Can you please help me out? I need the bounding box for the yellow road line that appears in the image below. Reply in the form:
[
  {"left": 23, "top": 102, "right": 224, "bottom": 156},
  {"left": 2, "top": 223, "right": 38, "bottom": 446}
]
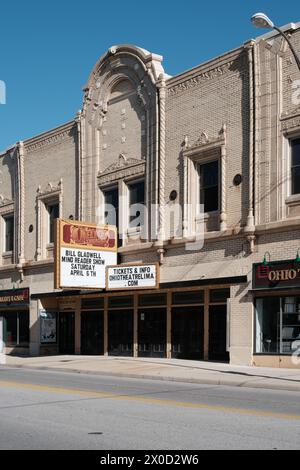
[{"left": 0, "top": 379, "right": 299, "bottom": 421}]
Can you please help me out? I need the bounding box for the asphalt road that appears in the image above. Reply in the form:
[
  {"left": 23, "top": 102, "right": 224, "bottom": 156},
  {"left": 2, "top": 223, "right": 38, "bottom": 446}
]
[{"left": 0, "top": 367, "right": 300, "bottom": 450}]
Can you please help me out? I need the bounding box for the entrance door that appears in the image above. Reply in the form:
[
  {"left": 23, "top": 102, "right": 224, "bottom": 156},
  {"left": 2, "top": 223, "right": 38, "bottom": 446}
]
[
  {"left": 209, "top": 305, "right": 229, "bottom": 362},
  {"left": 172, "top": 307, "right": 204, "bottom": 360},
  {"left": 138, "top": 308, "right": 166, "bottom": 358},
  {"left": 81, "top": 311, "right": 104, "bottom": 355},
  {"left": 108, "top": 310, "right": 133, "bottom": 357},
  {"left": 59, "top": 312, "right": 75, "bottom": 354}
]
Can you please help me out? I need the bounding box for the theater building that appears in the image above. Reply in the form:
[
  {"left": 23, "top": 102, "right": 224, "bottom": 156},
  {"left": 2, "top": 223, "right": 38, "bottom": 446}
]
[{"left": 1, "top": 22, "right": 300, "bottom": 367}]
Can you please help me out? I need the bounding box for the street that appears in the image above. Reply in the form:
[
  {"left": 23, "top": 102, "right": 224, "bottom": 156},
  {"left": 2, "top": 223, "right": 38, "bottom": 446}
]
[{"left": 0, "top": 367, "right": 300, "bottom": 450}]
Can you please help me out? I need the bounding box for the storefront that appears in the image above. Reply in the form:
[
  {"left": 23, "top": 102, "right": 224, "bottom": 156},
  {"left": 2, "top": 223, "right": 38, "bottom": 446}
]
[
  {"left": 252, "top": 260, "right": 300, "bottom": 368},
  {"left": 32, "top": 277, "right": 245, "bottom": 362},
  {"left": 0, "top": 288, "right": 30, "bottom": 354}
]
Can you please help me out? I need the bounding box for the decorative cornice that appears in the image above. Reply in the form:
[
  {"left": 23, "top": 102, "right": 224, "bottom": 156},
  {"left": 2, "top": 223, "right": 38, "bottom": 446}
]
[
  {"left": 168, "top": 61, "right": 235, "bottom": 96},
  {"left": 0, "top": 196, "right": 14, "bottom": 208},
  {"left": 182, "top": 125, "right": 226, "bottom": 157},
  {"left": 37, "top": 179, "right": 63, "bottom": 199},
  {"left": 281, "top": 112, "right": 300, "bottom": 132},
  {"left": 98, "top": 154, "right": 145, "bottom": 186},
  {"left": 24, "top": 122, "right": 76, "bottom": 153}
]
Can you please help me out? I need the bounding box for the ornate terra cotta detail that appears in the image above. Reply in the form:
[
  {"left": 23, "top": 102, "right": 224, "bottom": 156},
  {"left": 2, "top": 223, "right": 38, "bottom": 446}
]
[
  {"left": 168, "top": 61, "right": 234, "bottom": 96},
  {"left": 98, "top": 154, "right": 145, "bottom": 186},
  {"left": 25, "top": 123, "right": 76, "bottom": 153},
  {"left": 0, "top": 195, "right": 14, "bottom": 207},
  {"left": 281, "top": 113, "right": 300, "bottom": 132}
]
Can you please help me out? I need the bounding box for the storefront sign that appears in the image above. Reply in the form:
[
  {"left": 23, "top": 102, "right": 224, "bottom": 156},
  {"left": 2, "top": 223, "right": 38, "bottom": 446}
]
[
  {"left": 40, "top": 310, "right": 57, "bottom": 344},
  {"left": 0, "top": 288, "right": 30, "bottom": 307},
  {"left": 106, "top": 264, "right": 159, "bottom": 290},
  {"left": 253, "top": 260, "right": 300, "bottom": 289},
  {"left": 55, "top": 219, "right": 117, "bottom": 289}
]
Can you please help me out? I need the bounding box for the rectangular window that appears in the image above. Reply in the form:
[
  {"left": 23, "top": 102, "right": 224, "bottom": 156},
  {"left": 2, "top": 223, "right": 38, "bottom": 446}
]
[
  {"left": 198, "top": 160, "right": 219, "bottom": 213},
  {"left": 104, "top": 188, "right": 119, "bottom": 229},
  {"left": 4, "top": 215, "right": 14, "bottom": 252},
  {"left": 128, "top": 181, "right": 145, "bottom": 228},
  {"left": 291, "top": 138, "right": 300, "bottom": 195},
  {"left": 172, "top": 291, "right": 204, "bottom": 305},
  {"left": 3, "top": 311, "right": 29, "bottom": 347},
  {"left": 47, "top": 203, "right": 59, "bottom": 244},
  {"left": 255, "top": 296, "right": 300, "bottom": 355}
]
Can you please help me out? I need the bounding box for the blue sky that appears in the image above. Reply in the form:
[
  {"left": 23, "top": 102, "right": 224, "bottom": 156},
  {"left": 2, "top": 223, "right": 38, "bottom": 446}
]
[{"left": 0, "top": 0, "right": 299, "bottom": 150}]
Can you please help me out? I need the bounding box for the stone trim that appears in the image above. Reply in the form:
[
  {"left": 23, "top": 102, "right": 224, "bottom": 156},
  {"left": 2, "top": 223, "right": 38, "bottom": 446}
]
[
  {"left": 36, "top": 180, "right": 63, "bottom": 261},
  {"left": 98, "top": 154, "right": 145, "bottom": 187},
  {"left": 24, "top": 122, "right": 76, "bottom": 154}
]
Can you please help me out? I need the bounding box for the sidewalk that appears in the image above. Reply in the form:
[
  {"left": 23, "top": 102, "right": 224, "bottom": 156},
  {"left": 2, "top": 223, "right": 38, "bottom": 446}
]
[{"left": 2, "top": 355, "right": 300, "bottom": 392}]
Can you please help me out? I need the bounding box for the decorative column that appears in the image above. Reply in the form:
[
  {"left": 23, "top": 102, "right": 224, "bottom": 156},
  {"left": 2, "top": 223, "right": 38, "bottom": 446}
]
[
  {"left": 220, "top": 126, "right": 227, "bottom": 231},
  {"left": 157, "top": 74, "right": 166, "bottom": 242},
  {"left": 245, "top": 41, "right": 256, "bottom": 233},
  {"left": 17, "top": 141, "right": 25, "bottom": 280}
]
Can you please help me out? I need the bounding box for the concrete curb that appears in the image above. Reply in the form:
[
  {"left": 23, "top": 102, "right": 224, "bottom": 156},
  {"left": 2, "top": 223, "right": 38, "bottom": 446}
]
[{"left": 3, "top": 363, "right": 300, "bottom": 393}]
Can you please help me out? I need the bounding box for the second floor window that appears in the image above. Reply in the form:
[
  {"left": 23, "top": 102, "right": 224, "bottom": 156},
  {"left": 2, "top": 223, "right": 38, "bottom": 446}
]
[
  {"left": 47, "top": 203, "right": 59, "bottom": 244},
  {"left": 198, "top": 160, "right": 219, "bottom": 213},
  {"left": 291, "top": 138, "right": 300, "bottom": 195},
  {"left": 128, "top": 180, "right": 145, "bottom": 228},
  {"left": 4, "top": 215, "right": 14, "bottom": 252},
  {"left": 104, "top": 188, "right": 119, "bottom": 229}
]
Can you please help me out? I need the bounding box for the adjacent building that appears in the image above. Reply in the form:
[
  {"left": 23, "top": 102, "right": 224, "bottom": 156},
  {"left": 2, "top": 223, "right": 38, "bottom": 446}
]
[{"left": 1, "top": 23, "right": 300, "bottom": 367}]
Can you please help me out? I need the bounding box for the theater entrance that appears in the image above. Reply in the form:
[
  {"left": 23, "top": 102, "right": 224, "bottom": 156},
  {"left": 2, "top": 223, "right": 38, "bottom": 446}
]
[
  {"left": 59, "top": 311, "right": 75, "bottom": 354},
  {"left": 138, "top": 308, "right": 167, "bottom": 358},
  {"left": 172, "top": 306, "right": 204, "bottom": 359},
  {"left": 108, "top": 309, "right": 133, "bottom": 356},
  {"left": 81, "top": 311, "right": 104, "bottom": 355}
]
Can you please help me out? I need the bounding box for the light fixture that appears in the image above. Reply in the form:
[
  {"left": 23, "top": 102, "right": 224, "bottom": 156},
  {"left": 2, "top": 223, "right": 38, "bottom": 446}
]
[
  {"left": 262, "top": 252, "right": 271, "bottom": 266},
  {"left": 251, "top": 12, "right": 274, "bottom": 29},
  {"left": 295, "top": 249, "right": 300, "bottom": 263}
]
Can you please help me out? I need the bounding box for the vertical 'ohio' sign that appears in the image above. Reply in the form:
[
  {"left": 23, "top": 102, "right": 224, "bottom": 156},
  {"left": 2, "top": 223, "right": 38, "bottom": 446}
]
[{"left": 55, "top": 219, "right": 117, "bottom": 289}]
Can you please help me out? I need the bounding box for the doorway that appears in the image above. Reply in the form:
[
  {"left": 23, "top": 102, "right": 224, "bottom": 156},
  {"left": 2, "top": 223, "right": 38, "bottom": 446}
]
[
  {"left": 81, "top": 311, "right": 104, "bottom": 355},
  {"left": 172, "top": 306, "right": 204, "bottom": 359},
  {"left": 108, "top": 309, "right": 133, "bottom": 356},
  {"left": 138, "top": 308, "right": 167, "bottom": 358},
  {"left": 209, "top": 305, "right": 229, "bottom": 362},
  {"left": 59, "top": 311, "right": 75, "bottom": 354}
]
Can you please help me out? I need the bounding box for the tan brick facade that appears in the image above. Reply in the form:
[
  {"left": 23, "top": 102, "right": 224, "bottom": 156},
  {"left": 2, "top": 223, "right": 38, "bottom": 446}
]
[{"left": 1, "top": 25, "right": 300, "bottom": 366}]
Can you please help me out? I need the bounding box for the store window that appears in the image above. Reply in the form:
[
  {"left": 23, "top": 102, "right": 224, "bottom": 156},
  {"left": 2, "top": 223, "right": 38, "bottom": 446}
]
[
  {"left": 4, "top": 214, "right": 14, "bottom": 252},
  {"left": 198, "top": 160, "right": 219, "bottom": 213},
  {"left": 291, "top": 138, "right": 300, "bottom": 195},
  {"left": 255, "top": 296, "right": 300, "bottom": 354},
  {"left": 2, "top": 311, "right": 29, "bottom": 347},
  {"left": 128, "top": 180, "right": 145, "bottom": 228},
  {"left": 47, "top": 202, "right": 59, "bottom": 244}
]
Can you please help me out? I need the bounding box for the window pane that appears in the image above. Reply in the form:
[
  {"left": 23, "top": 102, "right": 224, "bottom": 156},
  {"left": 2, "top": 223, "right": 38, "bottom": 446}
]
[
  {"left": 281, "top": 297, "right": 300, "bottom": 354},
  {"left": 129, "top": 181, "right": 145, "bottom": 227},
  {"left": 139, "top": 294, "right": 167, "bottom": 307},
  {"left": 81, "top": 297, "right": 104, "bottom": 310},
  {"left": 3, "top": 313, "right": 17, "bottom": 346},
  {"left": 200, "top": 186, "right": 219, "bottom": 212},
  {"left": 172, "top": 291, "right": 204, "bottom": 305},
  {"left": 18, "top": 312, "right": 29, "bottom": 345},
  {"left": 199, "top": 161, "right": 219, "bottom": 212},
  {"left": 48, "top": 203, "right": 59, "bottom": 244},
  {"left": 255, "top": 297, "right": 280, "bottom": 354},
  {"left": 292, "top": 139, "right": 300, "bottom": 167},
  {"left": 4, "top": 216, "right": 14, "bottom": 252},
  {"left": 200, "top": 161, "right": 219, "bottom": 187},
  {"left": 210, "top": 289, "right": 230, "bottom": 303},
  {"left": 104, "top": 188, "right": 119, "bottom": 227},
  {"left": 292, "top": 166, "right": 300, "bottom": 195},
  {"left": 108, "top": 296, "right": 134, "bottom": 308}
]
